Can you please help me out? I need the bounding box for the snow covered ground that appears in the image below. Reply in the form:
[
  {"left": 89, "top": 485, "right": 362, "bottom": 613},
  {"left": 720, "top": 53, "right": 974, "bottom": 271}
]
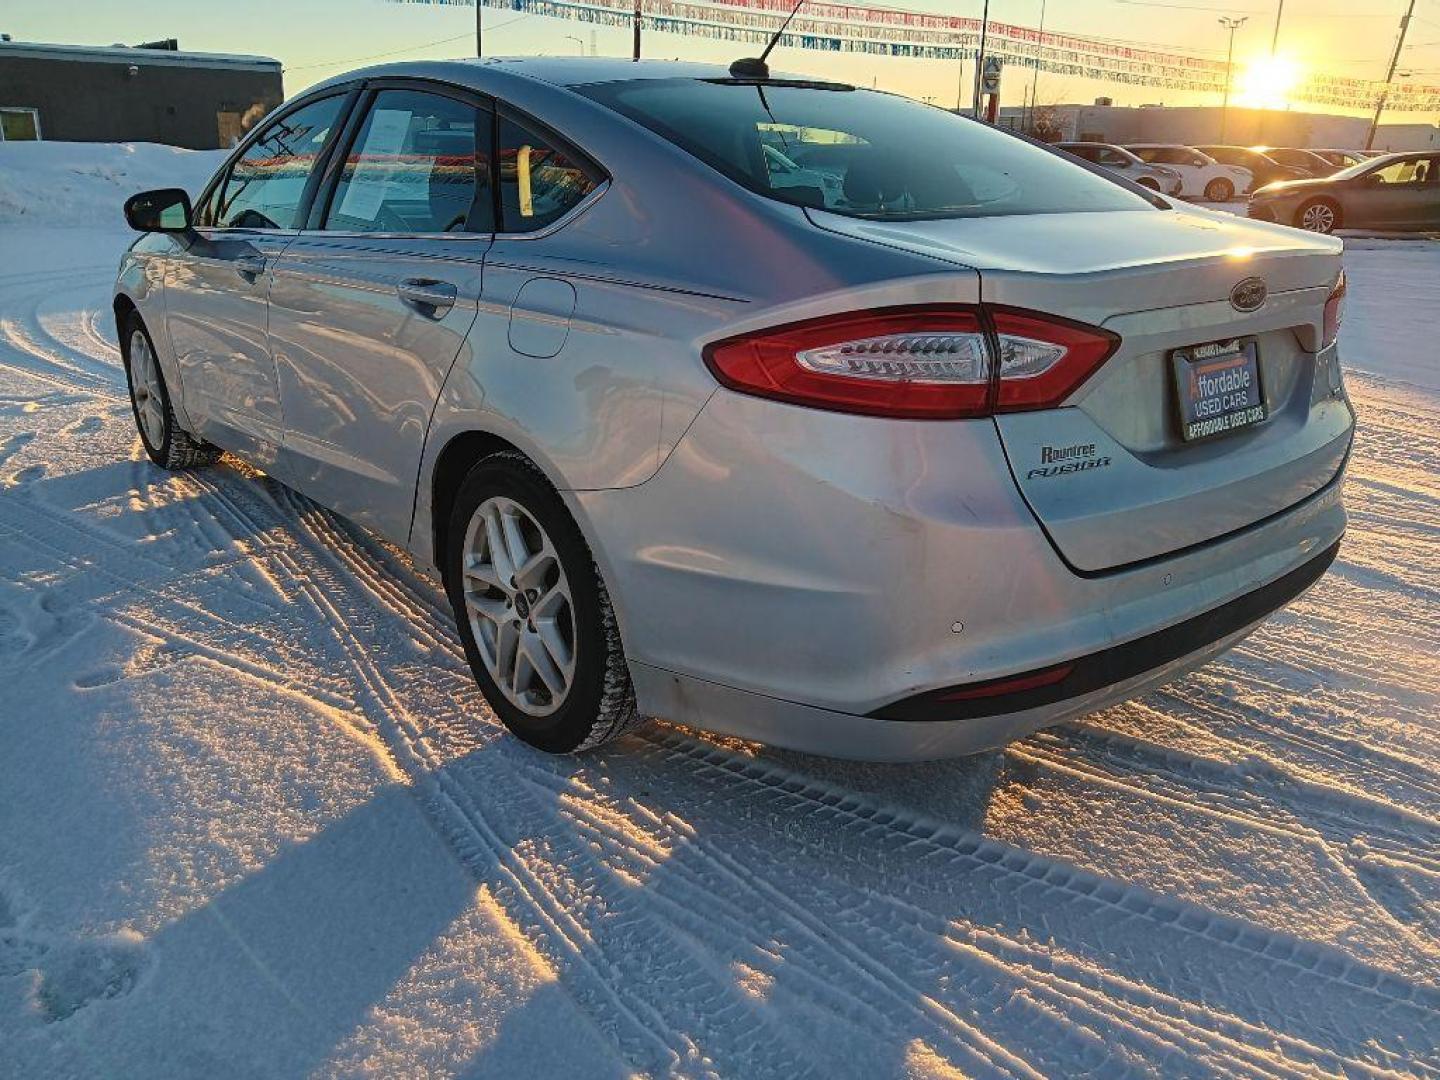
[{"left": 0, "top": 145, "right": 1436, "bottom": 1078}]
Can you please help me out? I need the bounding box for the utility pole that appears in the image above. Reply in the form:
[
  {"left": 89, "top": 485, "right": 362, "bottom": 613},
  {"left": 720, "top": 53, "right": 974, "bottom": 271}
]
[
  {"left": 1367, "top": 0, "right": 1417, "bottom": 150},
  {"left": 971, "top": 0, "right": 991, "bottom": 116},
  {"left": 1219, "top": 16, "right": 1247, "bottom": 143},
  {"left": 1029, "top": 0, "right": 1047, "bottom": 134},
  {"left": 633, "top": 0, "right": 642, "bottom": 60},
  {"left": 475, "top": 0, "right": 483, "bottom": 58}
]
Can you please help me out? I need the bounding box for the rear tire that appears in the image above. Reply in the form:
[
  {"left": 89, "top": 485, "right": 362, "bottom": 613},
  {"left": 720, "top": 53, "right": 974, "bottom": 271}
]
[
  {"left": 1296, "top": 198, "right": 1340, "bottom": 234},
  {"left": 121, "top": 312, "right": 221, "bottom": 470},
  {"left": 1203, "top": 177, "right": 1234, "bottom": 202},
  {"left": 443, "top": 452, "right": 641, "bottom": 753},
  {"left": 1136, "top": 177, "right": 1160, "bottom": 191}
]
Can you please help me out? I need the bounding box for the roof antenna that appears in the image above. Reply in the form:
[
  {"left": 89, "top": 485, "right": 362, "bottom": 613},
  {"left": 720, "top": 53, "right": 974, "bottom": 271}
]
[{"left": 729, "top": 0, "right": 804, "bottom": 80}]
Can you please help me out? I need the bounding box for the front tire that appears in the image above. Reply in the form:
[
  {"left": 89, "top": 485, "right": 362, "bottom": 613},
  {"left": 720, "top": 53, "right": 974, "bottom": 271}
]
[
  {"left": 1296, "top": 198, "right": 1340, "bottom": 234},
  {"left": 1136, "top": 177, "right": 1160, "bottom": 192},
  {"left": 121, "top": 313, "right": 220, "bottom": 470},
  {"left": 444, "top": 452, "right": 640, "bottom": 753},
  {"left": 1203, "top": 177, "right": 1234, "bottom": 202}
]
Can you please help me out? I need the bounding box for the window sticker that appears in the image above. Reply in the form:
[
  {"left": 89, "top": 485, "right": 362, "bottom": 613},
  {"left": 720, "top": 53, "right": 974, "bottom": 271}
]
[{"left": 337, "top": 109, "right": 413, "bottom": 222}]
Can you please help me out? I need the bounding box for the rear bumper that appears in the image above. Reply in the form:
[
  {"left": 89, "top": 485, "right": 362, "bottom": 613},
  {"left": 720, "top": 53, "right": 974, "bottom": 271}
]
[
  {"left": 575, "top": 388, "right": 1349, "bottom": 758},
  {"left": 633, "top": 617, "right": 1268, "bottom": 762},
  {"left": 873, "top": 537, "right": 1338, "bottom": 723}
]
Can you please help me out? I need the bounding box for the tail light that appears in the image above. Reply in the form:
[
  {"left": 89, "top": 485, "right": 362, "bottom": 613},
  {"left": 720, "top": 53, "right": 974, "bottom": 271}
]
[
  {"left": 702, "top": 305, "right": 1120, "bottom": 420},
  {"left": 1322, "top": 271, "right": 1346, "bottom": 349}
]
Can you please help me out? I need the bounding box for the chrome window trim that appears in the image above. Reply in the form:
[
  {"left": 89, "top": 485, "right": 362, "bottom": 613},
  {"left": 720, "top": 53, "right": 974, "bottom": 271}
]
[{"left": 493, "top": 178, "right": 610, "bottom": 242}]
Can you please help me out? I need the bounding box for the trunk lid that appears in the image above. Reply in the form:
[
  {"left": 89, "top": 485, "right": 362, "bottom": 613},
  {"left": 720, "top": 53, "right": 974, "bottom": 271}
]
[{"left": 809, "top": 206, "right": 1354, "bottom": 572}]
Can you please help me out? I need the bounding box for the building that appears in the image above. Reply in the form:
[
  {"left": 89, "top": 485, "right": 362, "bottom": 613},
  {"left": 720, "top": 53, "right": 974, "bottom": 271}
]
[
  {"left": 996, "top": 100, "right": 1440, "bottom": 153},
  {"left": 0, "top": 38, "right": 283, "bottom": 149}
]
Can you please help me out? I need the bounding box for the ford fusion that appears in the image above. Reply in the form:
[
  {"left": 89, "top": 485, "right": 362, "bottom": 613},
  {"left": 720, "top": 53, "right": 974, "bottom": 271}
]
[{"left": 114, "top": 58, "right": 1354, "bottom": 761}]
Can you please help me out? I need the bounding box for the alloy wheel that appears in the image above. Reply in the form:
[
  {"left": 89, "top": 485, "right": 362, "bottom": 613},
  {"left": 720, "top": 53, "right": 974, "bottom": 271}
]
[
  {"left": 1300, "top": 203, "right": 1337, "bottom": 233},
  {"left": 128, "top": 328, "right": 167, "bottom": 448},
  {"left": 460, "top": 495, "right": 576, "bottom": 716}
]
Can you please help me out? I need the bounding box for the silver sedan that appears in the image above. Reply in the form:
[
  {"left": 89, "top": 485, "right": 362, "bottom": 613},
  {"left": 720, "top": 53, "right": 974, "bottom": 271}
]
[{"left": 114, "top": 58, "right": 1354, "bottom": 761}]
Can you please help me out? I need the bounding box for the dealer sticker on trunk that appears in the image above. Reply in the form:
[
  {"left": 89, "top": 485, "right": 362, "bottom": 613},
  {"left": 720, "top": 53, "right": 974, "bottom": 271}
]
[{"left": 1172, "top": 337, "right": 1266, "bottom": 442}]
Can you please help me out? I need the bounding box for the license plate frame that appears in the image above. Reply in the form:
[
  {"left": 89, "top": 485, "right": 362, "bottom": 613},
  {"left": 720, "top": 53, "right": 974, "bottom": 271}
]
[{"left": 1171, "top": 337, "right": 1266, "bottom": 442}]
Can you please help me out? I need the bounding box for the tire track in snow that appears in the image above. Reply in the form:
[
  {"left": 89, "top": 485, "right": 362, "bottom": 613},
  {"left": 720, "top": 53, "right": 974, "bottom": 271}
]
[{"left": 4, "top": 250, "right": 1437, "bottom": 1076}]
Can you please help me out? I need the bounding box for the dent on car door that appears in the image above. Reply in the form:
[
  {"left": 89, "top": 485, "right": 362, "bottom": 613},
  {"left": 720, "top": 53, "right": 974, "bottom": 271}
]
[
  {"left": 165, "top": 92, "right": 350, "bottom": 472},
  {"left": 267, "top": 85, "right": 492, "bottom": 545}
]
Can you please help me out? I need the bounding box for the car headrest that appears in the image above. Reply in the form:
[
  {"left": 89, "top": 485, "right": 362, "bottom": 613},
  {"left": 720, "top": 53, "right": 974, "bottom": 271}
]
[{"left": 842, "top": 155, "right": 903, "bottom": 206}]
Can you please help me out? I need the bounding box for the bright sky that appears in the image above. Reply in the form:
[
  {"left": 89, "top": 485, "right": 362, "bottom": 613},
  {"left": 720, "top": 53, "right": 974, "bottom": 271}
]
[{"left": 5, "top": 0, "right": 1439, "bottom": 115}]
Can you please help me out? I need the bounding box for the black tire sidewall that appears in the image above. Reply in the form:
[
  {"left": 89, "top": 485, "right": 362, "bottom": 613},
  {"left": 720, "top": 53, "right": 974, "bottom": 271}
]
[
  {"left": 1206, "top": 178, "right": 1233, "bottom": 201},
  {"left": 444, "top": 457, "right": 613, "bottom": 753},
  {"left": 122, "top": 313, "right": 174, "bottom": 467}
]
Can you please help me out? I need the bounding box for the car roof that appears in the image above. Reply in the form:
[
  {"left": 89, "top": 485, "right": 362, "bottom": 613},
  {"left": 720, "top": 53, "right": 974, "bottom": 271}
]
[
  {"left": 1362, "top": 150, "right": 1438, "bottom": 163},
  {"left": 307, "top": 56, "right": 825, "bottom": 97}
]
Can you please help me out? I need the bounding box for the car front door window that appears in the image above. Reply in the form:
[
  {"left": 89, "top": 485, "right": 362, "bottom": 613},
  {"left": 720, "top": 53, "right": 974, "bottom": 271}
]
[{"left": 212, "top": 95, "right": 347, "bottom": 230}]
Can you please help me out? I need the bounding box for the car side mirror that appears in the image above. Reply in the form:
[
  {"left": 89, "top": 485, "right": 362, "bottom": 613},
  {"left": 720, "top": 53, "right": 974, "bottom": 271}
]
[{"left": 124, "top": 188, "right": 193, "bottom": 233}]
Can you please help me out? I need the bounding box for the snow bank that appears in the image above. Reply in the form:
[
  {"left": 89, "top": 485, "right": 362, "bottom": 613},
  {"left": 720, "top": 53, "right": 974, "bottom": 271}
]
[{"left": 0, "top": 141, "right": 225, "bottom": 229}]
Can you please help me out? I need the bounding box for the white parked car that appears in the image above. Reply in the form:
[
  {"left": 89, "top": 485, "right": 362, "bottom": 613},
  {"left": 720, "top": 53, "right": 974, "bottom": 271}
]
[{"left": 1125, "top": 144, "right": 1253, "bottom": 201}]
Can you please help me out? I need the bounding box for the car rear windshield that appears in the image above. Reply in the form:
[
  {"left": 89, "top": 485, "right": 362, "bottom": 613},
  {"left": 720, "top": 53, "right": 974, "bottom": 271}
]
[{"left": 577, "top": 78, "right": 1154, "bottom": 221}]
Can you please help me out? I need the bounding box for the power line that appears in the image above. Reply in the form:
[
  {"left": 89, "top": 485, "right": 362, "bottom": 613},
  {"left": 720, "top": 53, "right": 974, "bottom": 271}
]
[{"left": 283, "top": 13, "right": 531, "bottom": 74}]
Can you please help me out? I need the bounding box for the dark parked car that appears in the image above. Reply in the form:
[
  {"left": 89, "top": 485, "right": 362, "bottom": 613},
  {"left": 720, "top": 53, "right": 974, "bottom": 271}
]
[
  {"left": 1255, "top": 146, "right": 1339, "bottom": 177},
  {"left": 1311, "top": 149, "right": 1368, "bottom": 171},
  {"left": 1248, "top": 151, "right": 1440, "bottom": 233},
  {"left": 1194, "top": 145, "right": 1310, "bottom": 190}
]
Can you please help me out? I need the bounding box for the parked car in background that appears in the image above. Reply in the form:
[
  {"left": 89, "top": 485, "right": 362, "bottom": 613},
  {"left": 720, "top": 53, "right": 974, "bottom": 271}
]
[
  {"left": 114, "top": 58, "right": 1353, "bottom": 761},
  {"left": 1124, "top": 144, "right": 1252, "bottom": 200},
  {"left": 1311, "top": 148, "right": 1369, "bottom": 171},
  {"left": 1194, "top": 145, "right": 1311, "bottom": 190},
  {"left": 1055, "top": 141, "right": 1184, "bottom": 195},
  {"left": 1249, "top": 150, "right": 1440, "bottom": 232},
  {"left": 1255, "top": 146, "right": 1339, "bottom": 177}
]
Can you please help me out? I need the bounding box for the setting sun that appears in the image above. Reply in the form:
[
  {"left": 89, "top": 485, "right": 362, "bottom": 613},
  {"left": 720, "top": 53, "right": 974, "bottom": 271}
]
[{"left": 1235, "top": 54, "right": 1304, "bottom": 109}]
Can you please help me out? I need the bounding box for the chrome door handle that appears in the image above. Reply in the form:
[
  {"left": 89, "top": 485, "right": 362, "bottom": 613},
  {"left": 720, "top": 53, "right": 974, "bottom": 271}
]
[
  {"left": 234, "top": 254, "right": 267, "bottom": 280},
  {"left": 398, "top": 278, "right": 458, "bottom": 317}
]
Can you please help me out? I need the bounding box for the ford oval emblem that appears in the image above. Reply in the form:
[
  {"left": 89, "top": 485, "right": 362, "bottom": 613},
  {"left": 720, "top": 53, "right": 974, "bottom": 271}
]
[{"left": 1230, "top": 277, "right": 1267, "bottom": 312}]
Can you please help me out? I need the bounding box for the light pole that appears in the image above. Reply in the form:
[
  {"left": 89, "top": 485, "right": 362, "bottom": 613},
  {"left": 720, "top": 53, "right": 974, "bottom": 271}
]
[
  {"left": 1367, "top": 0, "right": 1418, "bottom": 150},
  {"left": 475, "top": 0, "right": 483, "bottom": 58},
  {"left": 1219, "top": 16, "right": 1247, "bottom": 143},
  {"left": 564, "top": 34, "right": 586, "bottom": 55},
  {"left": 971, "top": 0, "right": 992, "bottom": 116},
  {"left": 1028, "top": 0, "right": 1047, "bottom": 134},
  {"left": 1269, "top": 0, "right": 1284, "bottom": 55}
]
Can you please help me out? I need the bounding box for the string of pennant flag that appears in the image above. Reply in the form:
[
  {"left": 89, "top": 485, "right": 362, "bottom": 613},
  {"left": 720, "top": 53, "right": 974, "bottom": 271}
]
[{"left": 387, "top": 0, "right": 1440, "bottom": 112}]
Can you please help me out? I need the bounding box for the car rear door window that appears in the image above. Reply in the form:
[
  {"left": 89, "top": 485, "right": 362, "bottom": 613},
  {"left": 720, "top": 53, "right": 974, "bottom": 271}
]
[
  {"left": 211, "top": 95, "right": 347, "bottom": 229},
  {"left": 323, "top": 88, "right": 491, "bottom": 234},
  {"left": 496, "top": 113, "right": 602, "bottom": 232}
]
